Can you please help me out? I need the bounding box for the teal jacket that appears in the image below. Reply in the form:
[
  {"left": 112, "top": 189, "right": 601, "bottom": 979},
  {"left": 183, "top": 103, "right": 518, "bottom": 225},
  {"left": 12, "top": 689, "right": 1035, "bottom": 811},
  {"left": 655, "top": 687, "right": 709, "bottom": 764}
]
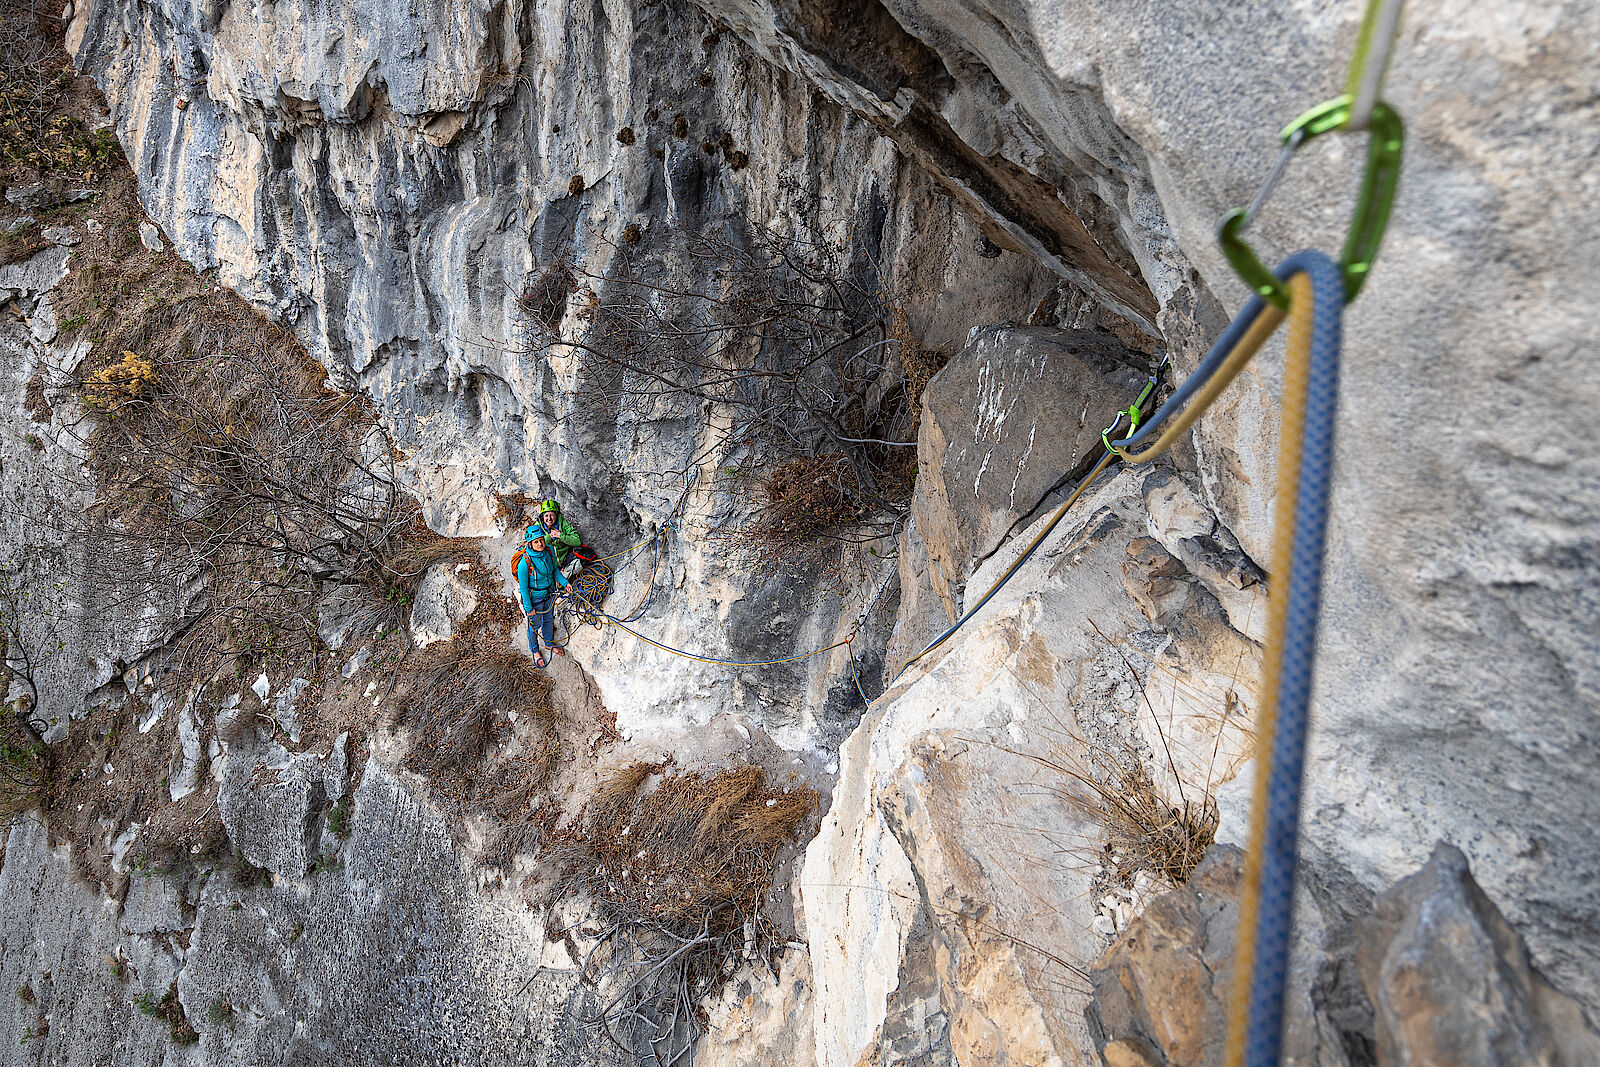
[
  {"left": 517, "top": 545, "right": 569, "bottom": 611},
  {"left": 539, "top": 513, "right": 582, "bottom": 565}
]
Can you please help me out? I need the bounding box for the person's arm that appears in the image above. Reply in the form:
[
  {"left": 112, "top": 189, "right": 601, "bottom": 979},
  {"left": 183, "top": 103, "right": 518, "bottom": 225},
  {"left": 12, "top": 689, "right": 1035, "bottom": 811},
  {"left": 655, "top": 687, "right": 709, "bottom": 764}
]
[
  {"left": 556, "top": 517, "right": 581, "bottom": 549},
  {"left": 518, "top": 556, "right": 534, "bottom": 614},
  {"left": 554, "top": 549, "right": 570, "bottom": 589}
]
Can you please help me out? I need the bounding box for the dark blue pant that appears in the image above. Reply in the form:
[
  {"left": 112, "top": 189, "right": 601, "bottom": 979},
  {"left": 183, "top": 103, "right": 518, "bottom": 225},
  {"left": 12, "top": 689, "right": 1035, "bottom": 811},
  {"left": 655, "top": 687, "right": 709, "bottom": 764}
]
[{"left": 526, "top": 594, "right": 555, "bottom": 652}]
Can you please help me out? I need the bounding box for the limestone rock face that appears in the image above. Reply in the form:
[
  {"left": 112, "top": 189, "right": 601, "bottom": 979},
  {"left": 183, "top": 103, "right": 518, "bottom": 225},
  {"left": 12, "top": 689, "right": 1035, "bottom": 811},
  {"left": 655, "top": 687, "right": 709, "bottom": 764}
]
[
  {"left": 65, "top": 0, "right": 1060, "bottom": 751},
  {"left": 408, "top": 561, "right": 480, "bottom": 648},
  {"left": 1357, "top": 844, "right": 1600, "bottom": 1067},
  {"left": 910, "top": 325, "right": 1144, "bottom": 620},
  {"left": 0, "top": 758, "right": 620, "bottom": 1064},
  {"left": 1085, "top": 846, "right": 1243, "bottom": 1067},
  {"left": 34, "top": 0, "right": 1600, "bottom": 1062},
  {"left": 801, "top": 466, "right": 1262, "bottom": 1066}
]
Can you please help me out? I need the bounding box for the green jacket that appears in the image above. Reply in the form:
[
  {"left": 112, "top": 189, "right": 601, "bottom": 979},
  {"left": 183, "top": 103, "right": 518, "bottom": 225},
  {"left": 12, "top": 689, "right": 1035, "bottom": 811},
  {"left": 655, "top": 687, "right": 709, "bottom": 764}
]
[{"left": 539, "top": 513, "right": 582, "bottom": 564}]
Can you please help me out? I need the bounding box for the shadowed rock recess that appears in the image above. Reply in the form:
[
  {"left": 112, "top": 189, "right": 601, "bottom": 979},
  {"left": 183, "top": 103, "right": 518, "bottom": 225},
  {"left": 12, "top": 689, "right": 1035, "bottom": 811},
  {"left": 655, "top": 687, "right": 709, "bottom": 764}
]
[{"left": 0, "top": 0, "right": 1595, "bottom": 1063}]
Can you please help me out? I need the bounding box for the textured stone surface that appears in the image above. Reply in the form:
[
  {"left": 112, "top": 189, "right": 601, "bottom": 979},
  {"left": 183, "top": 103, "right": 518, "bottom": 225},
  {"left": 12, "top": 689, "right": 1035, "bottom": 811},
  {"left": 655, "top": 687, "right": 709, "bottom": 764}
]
[
  {"left": 1085, "top": 846, "right": 1242, "bottom": 1067},
  {"left": 29, "top": 0, "right": 1600, "bottom": 1061},
  {"left": 1357, "top": 843, "right": 1600, "bottom": 1067},
  {"left": 911, "top": 325, "right": 1144, "bottom": 617},
  {"left": 408, "top": 561, "right": 480, "bottom": 648},
  {"left": 0, "top": 759, "right": 619, "bottom": 1065},
  {"left": 801, "top": 468, "right": 1263, "bottom": 1066},
  {"left": 65, "top": 0, "right": 1058, "bottom": 751}
]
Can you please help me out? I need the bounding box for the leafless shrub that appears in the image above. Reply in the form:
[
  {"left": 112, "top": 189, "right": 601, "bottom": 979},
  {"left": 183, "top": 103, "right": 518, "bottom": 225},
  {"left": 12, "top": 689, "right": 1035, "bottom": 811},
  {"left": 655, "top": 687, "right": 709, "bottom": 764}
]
[
  {"left": 549, "top": 763, "right": 817, "bottom": 1063},
  {"left": 36, "top": 292, "right": 461, "bottom": 699},
  {"left": 518, "top": 264, "right": 576, "bottom": 332},
  {"left": 0, "top": 0, "right": 120, "bottom": 185}
]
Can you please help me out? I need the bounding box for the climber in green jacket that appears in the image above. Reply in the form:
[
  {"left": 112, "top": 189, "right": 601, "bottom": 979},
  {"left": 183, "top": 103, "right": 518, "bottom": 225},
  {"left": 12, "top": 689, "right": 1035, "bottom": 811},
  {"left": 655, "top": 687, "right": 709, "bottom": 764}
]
[{"left": 537, "top": 499, "right": 585, "bottom": 576}]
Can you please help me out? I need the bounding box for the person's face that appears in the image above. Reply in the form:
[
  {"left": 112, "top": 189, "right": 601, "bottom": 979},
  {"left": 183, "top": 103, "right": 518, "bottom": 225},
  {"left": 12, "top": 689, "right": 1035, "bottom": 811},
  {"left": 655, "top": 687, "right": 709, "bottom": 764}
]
[
  {"left": 529, "top": 535, "right": 546, "bottom": 551},
  {"left": 541, "top": 512, "right": 557, "bottom": 529}
]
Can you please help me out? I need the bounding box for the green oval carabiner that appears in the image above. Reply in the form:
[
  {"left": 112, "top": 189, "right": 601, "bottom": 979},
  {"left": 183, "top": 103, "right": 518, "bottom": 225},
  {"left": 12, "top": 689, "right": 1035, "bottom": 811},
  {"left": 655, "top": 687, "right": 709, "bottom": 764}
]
[{"left": 1218, "top": 94, "right": 1404, "bottom": 308}]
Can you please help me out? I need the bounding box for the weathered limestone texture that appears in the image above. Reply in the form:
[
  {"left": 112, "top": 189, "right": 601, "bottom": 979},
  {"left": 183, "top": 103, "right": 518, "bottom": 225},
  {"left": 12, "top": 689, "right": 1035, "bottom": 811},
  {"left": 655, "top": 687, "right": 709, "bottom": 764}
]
[
  {"left": 1357, "top": 844, "right": 1600, "bottom": 1067},
  {"left": 909, "top": 325, "right": 1144, "bottom": 621},
  {"left": 0, "top": 757, "right": 619, "bottom": 1065},
  {"left": 41, "top": 0, "right": 1600, "bottom": 1061},
  {"left": 66, "top": 0, "right": 1064, "bottom": 753},
  {"left": 802, "top": 465, "right": 1263, "bottom": 1065},
  {"left": 1085, "top": 846, "right": 1244, "bottom": 1067}
]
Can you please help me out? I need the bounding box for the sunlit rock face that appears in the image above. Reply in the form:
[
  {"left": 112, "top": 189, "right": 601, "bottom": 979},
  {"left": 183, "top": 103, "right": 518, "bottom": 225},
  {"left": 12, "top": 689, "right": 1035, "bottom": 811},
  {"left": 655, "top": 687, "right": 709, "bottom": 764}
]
[
  {"left": 31, "top": 0, "right": 1600, "bottom": 1063},
  {"left": 66, "top": 0, "right": 1069, "bottom": 752}
]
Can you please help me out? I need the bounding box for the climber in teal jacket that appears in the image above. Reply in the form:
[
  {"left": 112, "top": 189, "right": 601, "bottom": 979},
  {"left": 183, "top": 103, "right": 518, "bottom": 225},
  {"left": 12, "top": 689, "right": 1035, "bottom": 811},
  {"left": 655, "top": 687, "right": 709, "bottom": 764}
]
[{"left": 517, "top": 526, "right": 569, "bottom": 667}]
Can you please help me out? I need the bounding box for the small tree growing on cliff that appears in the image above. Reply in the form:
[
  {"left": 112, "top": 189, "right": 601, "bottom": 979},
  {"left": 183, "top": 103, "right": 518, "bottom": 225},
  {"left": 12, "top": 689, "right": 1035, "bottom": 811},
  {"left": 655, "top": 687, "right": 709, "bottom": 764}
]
[
  {"left": 40, "top": 294, "right": 455, "bottom": 694},
  {"left": 517, "top": 225, "right": 932, "bottom": 540}
]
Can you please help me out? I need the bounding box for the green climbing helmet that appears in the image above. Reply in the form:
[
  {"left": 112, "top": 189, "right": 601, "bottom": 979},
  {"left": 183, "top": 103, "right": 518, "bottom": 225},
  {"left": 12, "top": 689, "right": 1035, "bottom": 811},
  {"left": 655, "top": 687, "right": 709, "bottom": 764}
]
[{"left": 539, "top": 499, "right": 561, "bottom": 517}]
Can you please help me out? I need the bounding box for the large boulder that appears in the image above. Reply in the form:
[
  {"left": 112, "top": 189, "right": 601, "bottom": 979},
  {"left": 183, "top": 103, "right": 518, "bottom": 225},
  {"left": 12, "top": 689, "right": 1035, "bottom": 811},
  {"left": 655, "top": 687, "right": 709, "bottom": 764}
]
[
  {"left": 1358, "top": 844, "right": 1600, "bottom": 1067},
  {"left": 912, "top": 325, "right": 1145, "bottom": 618}
]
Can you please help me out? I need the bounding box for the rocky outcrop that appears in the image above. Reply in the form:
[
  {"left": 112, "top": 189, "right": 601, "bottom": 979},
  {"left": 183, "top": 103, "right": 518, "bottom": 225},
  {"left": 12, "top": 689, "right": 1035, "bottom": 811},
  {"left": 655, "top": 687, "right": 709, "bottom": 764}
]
[
  {"left": 1085, "top": 844, "right": 1600, "bottom": 1067},
  {"left": 65, "top": 0, "right": 1069, "bottom": 752},
  {"left": 801, "top": 457, "right": 1263, "bottom": 1065},
  {"left": 1085, "top": 847, "right": 1243, "bottom": 1067},
  {"left": 909, "top": 325, "right": 1144, "bottom": 623},
  {"left": 0, "top": 749, "right": 618, "bottom": 1064},
  {"left": 1358, "top": 844, "right": 1600, "bottom": 1067}
]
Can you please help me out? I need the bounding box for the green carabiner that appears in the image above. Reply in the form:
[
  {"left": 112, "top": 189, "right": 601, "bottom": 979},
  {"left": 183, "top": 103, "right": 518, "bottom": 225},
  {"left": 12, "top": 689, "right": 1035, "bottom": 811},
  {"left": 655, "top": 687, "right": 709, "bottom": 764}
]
[{"left": 1218, "top": 94, "right": 1404, "bottom": 308}]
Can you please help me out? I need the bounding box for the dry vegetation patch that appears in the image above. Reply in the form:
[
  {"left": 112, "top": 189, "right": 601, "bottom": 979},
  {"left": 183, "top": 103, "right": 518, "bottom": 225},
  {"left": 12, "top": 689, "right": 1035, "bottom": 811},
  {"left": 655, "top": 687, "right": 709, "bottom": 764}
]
[
  {"left": 544, "top": 761, "right": 819, "bottom": 1060},
  {"left": 1, "top": 28, "right": 830, "bottom": 1062},
  {"left": 397, "top": 638, "right": 558, "bottom": 820}
]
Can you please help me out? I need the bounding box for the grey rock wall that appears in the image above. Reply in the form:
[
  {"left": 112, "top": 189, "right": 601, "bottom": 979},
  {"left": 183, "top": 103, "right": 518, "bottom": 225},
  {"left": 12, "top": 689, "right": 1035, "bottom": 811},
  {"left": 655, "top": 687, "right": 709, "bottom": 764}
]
[
  {"left": 34, "top": 0, "right": 1600, "bottom": 1062},
  {"left": 0, "top": 755, "right": 618, "bottom": 1066},
  {"left": 65, "top": 0, "right": 1065, "bottom": 751}
]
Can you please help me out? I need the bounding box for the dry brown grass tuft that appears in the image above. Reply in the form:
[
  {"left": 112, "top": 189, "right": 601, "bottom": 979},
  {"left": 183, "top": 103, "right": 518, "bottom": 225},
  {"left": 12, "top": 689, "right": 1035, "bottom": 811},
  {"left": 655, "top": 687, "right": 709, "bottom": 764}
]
[
  {"left": 1029, "top": 743, "right": 1217, "bottom": 888},
  {"left": 399, "top": 640, "right": 558, "bottom": 818},
  {"left": 587, "top": 759, "right": 663, "bottom": 824},
  {"left": 1004, "top": 633, "right": 1219, "bottom": 890},
  {"left": 710, "top": 453, "right": 860, "bottom": 582},
  {"left": 559, "top": 762, "right": 816, "bottom": 929}
]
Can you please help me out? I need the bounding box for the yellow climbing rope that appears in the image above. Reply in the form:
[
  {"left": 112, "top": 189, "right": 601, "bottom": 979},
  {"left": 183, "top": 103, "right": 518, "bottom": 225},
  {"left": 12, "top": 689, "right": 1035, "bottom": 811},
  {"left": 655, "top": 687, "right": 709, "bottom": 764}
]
[
  {"left": 1223, "top": 271, "right": 1315, "bottom": 1067},
  {"left": 1111, "top": 305, "right": 1287, "bottom": 463}
]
